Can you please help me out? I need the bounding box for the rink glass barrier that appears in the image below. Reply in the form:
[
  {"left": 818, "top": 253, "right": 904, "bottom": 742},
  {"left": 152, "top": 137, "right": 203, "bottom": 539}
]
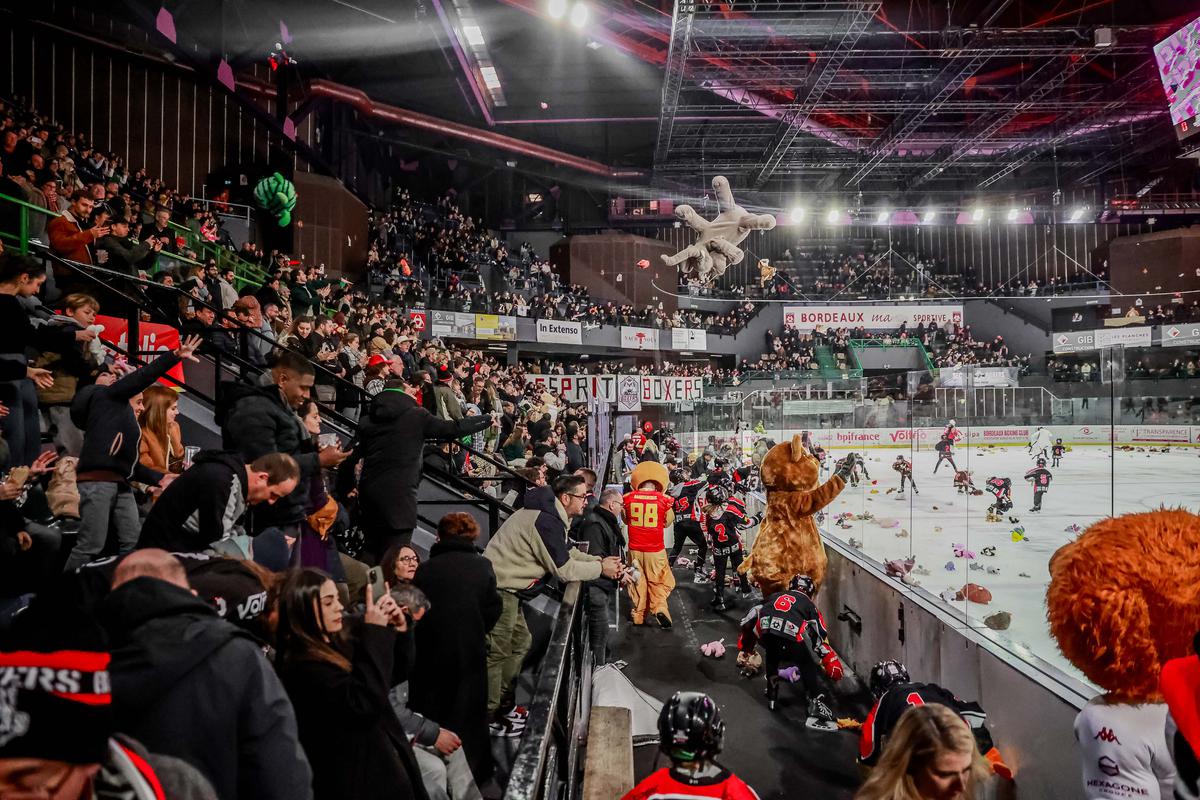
[{"left": 665, "top": 359, "right": 1199, "bottom": 691}]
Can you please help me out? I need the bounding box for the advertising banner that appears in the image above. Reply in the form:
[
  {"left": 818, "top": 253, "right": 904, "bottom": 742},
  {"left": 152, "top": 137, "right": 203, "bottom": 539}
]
[
  {"left": 670, "top": 328, "right": 708, "bottom": 351},
  {"left": 431, "top": 310, "right": 476, "bottom": 339},
  {"left": 783, "top": 304, "right": 963, "bottom": 331},
  {"left": 620, "top": 326, "right": 658, "bottom": 350},
  {"left": 1157, "top": 324, "right": 1200, "bottom": 348},
  {"left": 1053, "top": 330, "right": 1096, "bottom": 354},
  {"left": 524, "top": 374, "right": 704, "bottom": 405},
  {"left": 1094, "top": 326, "right": 1152, "bottom": 349},
  {"left": 407, "top": 309, "right": 427, "bottom": 333},
  {"left": 535, "top": 319, "right": 582, "bottom": 345},
  {"left": 95, "top": 315, "right": 185, "bottom": 388},
  {"left": 939, "top": 366, "right": 1017, "bottom": 388},
  {"left": 474, "top": 314, "right": 516, "bottom": 341},
  {"left": 616, "top": 375, "right": 642, "bottom": 413}
]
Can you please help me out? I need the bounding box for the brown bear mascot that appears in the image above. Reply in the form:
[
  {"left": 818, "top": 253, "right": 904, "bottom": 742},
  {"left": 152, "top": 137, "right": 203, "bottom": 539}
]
[
  {"left": 1047, "top": 508, "right": 1200, "bottom": 799},
  {"left": 738, "top": 435, "right": 855, "bottom": 596}
]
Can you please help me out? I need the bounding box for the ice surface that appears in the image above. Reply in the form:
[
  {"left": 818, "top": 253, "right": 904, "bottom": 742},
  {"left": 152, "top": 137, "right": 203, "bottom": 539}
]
[{"left": 815, "top": 443, "right": 1200, "bottom": 685}]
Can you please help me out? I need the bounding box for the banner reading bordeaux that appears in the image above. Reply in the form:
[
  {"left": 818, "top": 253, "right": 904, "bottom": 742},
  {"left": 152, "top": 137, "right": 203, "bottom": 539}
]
[
  {"left": 783, "top": 305, "right": 963, "bottom": 331},
  {"left": 525, "top": 374, "right": 703, "bottom": 405}
]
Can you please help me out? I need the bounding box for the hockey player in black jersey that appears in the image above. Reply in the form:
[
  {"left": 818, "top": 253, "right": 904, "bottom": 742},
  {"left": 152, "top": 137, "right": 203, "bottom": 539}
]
[
  {"left": 737, "top": 574, "right": 845, "bottom": 726},
  {"left": 933, "top": 435, "right": 958, "bottom": 474},
  {"left": 669, "top": 468, "right": 711, "bottom": 583},
  {"left": 1024, "top": 458, "right": 1053, "bottom": 512},
  {"left": 1051, "top": 438, "right": 1065, "bottom": 468},
  {"left": 984, "top": 476, "right": 1013, "bottom": 516},
  {"left": 701, "top": 484, "right": 761, "bottom": 610},
  {"left": 892, "top": 455, "right": 918, "bottom": 495},
  {"left": 859, "top": 660, "right": 1007, "bottom": 777}
]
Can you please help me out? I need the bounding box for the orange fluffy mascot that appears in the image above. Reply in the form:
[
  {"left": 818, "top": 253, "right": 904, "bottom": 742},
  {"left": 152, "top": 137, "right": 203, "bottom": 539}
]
[
  {"left": 1047, "top": 509, "right": 1200, "bottom": 798},
  {"left": 738, "top": 435, "right": 851, "bottom": 596}
]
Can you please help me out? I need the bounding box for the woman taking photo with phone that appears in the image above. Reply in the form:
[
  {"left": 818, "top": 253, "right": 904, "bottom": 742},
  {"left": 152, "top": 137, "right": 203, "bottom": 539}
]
[{"left": 274, "top": 568, "right": 429, "bottom": 800}]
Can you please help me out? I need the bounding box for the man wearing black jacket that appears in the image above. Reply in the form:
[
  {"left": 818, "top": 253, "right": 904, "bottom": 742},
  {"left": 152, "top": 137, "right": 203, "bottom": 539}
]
[
  {"left": 63, "top": 338, "right": 200, "bottom": 571},
  {"left": 575, "top": 488, "right": 626, "bottom": 664},
  {"left": 219, "top": 351, "right": 349, "bottom": 534},
  {"left": 137, "top": 451, "right": 301, "bottom": 552},
  {"left": 100, "top": 549, "right": 313, "bottom": 800},
  {"left": 352, "top": 376, "right": 495, "bottom": 561}
]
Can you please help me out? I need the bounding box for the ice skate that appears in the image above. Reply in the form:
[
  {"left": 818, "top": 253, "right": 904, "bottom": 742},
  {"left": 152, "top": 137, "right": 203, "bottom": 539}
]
[
  {"left": 692, "top": 568, "right": 708, "bottom": 584},
  {"left": 806, "top": 693, "right": 838, "bottom": 731}
]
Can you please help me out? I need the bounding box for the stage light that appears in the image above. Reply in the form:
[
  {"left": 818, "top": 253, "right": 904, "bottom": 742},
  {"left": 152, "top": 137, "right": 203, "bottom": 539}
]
[
  {"left": 922, "top": 210, "right": 936, "bottom": 224},
  {"left": 826, "top": 208, "right": 840, "bottom": 224},
  {"left": 1068, "top": 207, "right": 1086, "bottom": 222},
  {"left": 875, "top": 209, "right": 889, "bottom": 225},
  {"left": 971, "top": 206, "right": 985, "bottom": 223},
  {"left": 1006, "top": 208, "right": 1019, "bottom": 222},
  {"left": 789, "top": 206, "right": 805, "bottom": 224},
  {"left": 548, "top": 0, "right": 568, "bottom": 19},
  {"left": 568, "top": 2, "right": 588, "bottom": 28}
]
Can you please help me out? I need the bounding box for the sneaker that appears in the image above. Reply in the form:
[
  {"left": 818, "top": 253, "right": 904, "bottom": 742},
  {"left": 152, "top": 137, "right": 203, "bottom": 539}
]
[
  {"left": 692, "top": 571, "right": 709, "bottom": 584},
  {"left": 504, "top": 706, "right": 529, "bottom": 723},
  {"left": 489, "top": 718, "right": 526, "bottom": 738},
  {"left": 711, "top": 596, "right": 728, "bottom": 612},
  {"left": 654, "top": 612, "right": 673, "bottom": 629},
  {"left": 807, "top": 693, "right": 835, "bottom": 724}
]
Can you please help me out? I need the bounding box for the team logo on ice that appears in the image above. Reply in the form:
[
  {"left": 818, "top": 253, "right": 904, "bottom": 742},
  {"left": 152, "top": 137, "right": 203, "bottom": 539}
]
[{"left": 1093, "top": 728, "right": 1121, "bottom": 745}]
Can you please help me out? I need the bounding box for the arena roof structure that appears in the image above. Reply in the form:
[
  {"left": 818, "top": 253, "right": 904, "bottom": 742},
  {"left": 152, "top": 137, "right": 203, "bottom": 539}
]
[{"left": 95, "top": 0, "right": 1198, "bottom": 204}]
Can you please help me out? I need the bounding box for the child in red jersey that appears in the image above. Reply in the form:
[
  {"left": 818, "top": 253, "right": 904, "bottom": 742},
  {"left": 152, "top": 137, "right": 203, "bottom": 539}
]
[{"left": 623, "top": 692, "right": 760, "bottom": 800}]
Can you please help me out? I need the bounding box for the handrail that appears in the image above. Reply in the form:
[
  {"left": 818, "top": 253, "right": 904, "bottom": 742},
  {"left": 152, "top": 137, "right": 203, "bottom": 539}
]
[
  {"left": 505, "top": 581, "right": 585, "bottom": 800},
  {"left": 0, "top": 191, "right": 59, "bottom": 216}
]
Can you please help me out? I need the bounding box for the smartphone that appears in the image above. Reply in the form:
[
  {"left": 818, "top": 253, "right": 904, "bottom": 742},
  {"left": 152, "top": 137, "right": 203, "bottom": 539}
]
[
  {"left": 318, "top": 433, "right": 340, "bottom": 450},
  {"left": 366, "top": 566, "right": 386, "bottom": 603}
]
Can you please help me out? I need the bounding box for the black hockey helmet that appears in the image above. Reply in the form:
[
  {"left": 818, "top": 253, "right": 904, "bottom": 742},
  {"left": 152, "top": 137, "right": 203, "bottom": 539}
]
[
  {"left": 669, "top": 467, "right": 686, "bottom": 485},
  {"left": 1036, "top": 458, "right": 1047, "bottom": 467},
  {"left": 658, "top": 691, "right": 725, "bottom": 763},
  {"left": 789, "top": 574, "right": 815, "bottom": 596},
  {"left": 705, "top": 483, "right": 731, "bottom": 507},
  {"left": 869, "top": 660, "right": 911, "bottom": 698}
]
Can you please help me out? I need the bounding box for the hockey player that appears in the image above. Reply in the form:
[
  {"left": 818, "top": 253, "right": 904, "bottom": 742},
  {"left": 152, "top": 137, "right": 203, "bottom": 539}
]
[
  {"left": 942, "top": 419, "right": 962, "bottom": 445},
  {"left": 859, "top": 660, "right": 1003, "bottom": 774},
  {"left": 732, "top": 459, "right": 760, "bottom": 494},
  {"left": 1051, "top": 438, "right": 1066, "bottom": 468},
  {"left": 1024, "top": 458, "right": 1053, "bottom": 512},
  {"left": 737, "top": 574, "right": 845, "bottom": 726},
  {"left": 892, "top": 455, "right": 918, "bottom": 495},
  {"left": 669, "top": 467, "right": 711, "bottom": 583},
  {"left": 933, "top": 433, "right": 958, "bottom": 475},
  {"left": 624, "top": 465, "right": 677, "bottom": 628},
  {"left": 622, "top": 692, "right": 760, "bottom": 800},
  {"left": 953, "top": 469, "right": 977, "bottom": 494},
  {"left": 837, "top": 452, "right": 870, "bottom": 488},
  {"left": 700, "top": 484, "right": 761, "bottom": 611},
  {"left": 1029, "top": 426, "right": 1053, "bottom": 461}
]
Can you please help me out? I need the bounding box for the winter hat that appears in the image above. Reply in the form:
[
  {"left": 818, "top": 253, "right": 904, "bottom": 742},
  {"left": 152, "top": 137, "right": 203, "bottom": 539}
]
[{"left": 0, "top": 615, "right": 113, "bottom": 764}]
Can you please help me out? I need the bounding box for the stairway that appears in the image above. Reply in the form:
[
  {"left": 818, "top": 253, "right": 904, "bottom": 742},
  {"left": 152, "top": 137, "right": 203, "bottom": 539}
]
[{"left": 814, "top": 344, "right": 841, "bottom": 378}]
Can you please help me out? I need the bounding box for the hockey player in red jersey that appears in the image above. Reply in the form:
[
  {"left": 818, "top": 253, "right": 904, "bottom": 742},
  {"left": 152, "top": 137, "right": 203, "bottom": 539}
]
[
  {"left": 737, "top": 574, "right": 844, "bottom": 726},
  {"left": 700, "top": 483, "right": 762, "bottom": 611},
  {"left": 892, "top": 455, "right": 918, "bottom": 495},
  {"left": 1024, "top": 458, "right": 1053, "bottom": 512},
  {"left": 622, "top": 692, "right": 760, "bottom": 800}
]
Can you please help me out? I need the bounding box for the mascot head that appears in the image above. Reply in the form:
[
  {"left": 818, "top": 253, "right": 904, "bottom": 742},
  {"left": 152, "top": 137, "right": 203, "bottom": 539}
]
[
  {"left": 630, "top": 461, "right": 669, "bottom": 493},
  {"left": 1046, "top": 509, "right": 1200, "bottom": 702},
  {"left": 760, "top": 435, "right": 820, "bottom": 493}
]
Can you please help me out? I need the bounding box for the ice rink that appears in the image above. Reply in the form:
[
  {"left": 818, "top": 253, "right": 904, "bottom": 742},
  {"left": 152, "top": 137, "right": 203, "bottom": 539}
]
[{"left": 814, "top": 443, "right": 1200, "bottom": 683}]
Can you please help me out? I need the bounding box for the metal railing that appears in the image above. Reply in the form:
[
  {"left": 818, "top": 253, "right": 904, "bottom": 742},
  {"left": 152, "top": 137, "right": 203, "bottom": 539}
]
[{"left": 505, "top": 582, "right": 589, "bottom": 800}]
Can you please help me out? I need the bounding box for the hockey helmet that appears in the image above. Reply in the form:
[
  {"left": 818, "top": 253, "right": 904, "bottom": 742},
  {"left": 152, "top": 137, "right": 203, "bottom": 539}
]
[
  {"left": 949, "top": 419, "right": 956, "bottom": 427},
  {"left": 1036, "top": 458, "right": 1047, "bottom": 467},
  {"left": 658, "top": 692, "right": 725, "bottom": 763},
  {"left": 869, "top": 660, "right": 911, "bottom": 698},
  {"left": 669, "top": 467, "right": 687, "bottom": 485},
  {"left": 789, "top": 574, "right": 816, "bottom": 596},
  {"left": 705, "top": 483, "right": 731, "bottom": 507}
]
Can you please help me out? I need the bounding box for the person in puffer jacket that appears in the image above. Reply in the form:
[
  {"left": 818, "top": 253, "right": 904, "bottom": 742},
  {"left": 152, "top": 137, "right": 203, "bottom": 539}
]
[
  {"left": 62, "top": 336, "right": 201, "bottom": 571},
  {"left": 482, "top": 477, "right": 622, "bottom": 724}
]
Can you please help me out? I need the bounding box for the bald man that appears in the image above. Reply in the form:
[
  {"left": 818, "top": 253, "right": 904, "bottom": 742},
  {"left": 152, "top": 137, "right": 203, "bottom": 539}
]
[{"left": 101, "top": 550, "right": 312, "bottom": 800}]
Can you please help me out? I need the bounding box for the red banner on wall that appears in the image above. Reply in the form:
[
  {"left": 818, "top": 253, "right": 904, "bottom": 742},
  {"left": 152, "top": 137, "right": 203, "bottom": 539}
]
[{"left": 95, "top": 315, "right": 185, "bottom": 388}]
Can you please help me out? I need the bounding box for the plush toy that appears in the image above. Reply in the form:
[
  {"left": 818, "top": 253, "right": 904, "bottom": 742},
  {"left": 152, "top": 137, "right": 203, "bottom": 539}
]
[
  {"left": 660, "top": 176, "right": 776, "bottom": 286},
  {"left": 253, "top": 172, "right": 298, "bottom": 226},
  {"left": 1047, "top": 509, "right": 1200, "bottom": 798},
  {"left": 737, "top": 435, "right": 850, "bottom": 597}
]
